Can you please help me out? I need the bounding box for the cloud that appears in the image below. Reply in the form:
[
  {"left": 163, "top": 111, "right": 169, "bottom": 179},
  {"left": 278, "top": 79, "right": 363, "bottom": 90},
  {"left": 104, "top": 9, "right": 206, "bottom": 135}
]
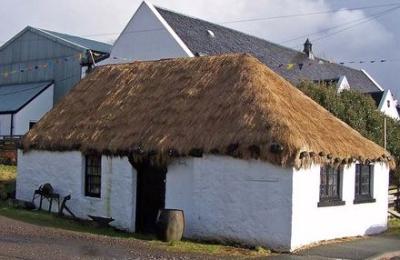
[{"left": 0, "top": 0, "right": 398, "bottom": 93}]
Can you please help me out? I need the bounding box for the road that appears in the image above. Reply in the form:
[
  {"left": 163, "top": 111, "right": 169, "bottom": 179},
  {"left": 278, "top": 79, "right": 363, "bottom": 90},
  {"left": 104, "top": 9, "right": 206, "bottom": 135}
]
[
  {"left": 1, "top": 214, "right": 399, "bottom": 260},
  {"left": 0, "top": 215, "right": 220, "bottom": 260}
]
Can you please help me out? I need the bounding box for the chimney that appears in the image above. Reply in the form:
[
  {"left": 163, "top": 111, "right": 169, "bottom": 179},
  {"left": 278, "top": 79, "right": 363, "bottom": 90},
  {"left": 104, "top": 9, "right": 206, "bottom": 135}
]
[{"left": 303, "top": 38, "right": 314, "bottom": 60}]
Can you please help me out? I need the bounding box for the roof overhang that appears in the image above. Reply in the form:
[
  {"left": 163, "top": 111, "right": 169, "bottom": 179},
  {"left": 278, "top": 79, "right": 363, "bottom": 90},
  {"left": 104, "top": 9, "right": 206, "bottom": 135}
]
[
  {"left": 0, "top": 81, "right": 54, "bottom": 114},
  {"left": 361, "top": 69, "right": 384, "bottom": 91}
]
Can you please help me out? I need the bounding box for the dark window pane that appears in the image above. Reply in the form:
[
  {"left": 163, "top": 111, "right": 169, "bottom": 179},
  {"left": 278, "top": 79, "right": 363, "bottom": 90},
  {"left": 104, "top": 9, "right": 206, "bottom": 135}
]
[
  {"left": 85, "top": 155, "right": 101, "bottom": 197},
  {"left": 355, "top": 164, "right": 373, "bottom": 199},
  {"left": 320, "top": 166, "right": 341, "bottom": 201}
]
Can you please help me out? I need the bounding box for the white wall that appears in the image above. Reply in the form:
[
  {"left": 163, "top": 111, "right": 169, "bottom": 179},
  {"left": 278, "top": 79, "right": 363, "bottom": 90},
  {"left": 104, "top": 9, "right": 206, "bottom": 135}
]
[
  {"left": 0, "top": 114, "right": 11, "bottom": 136},
  {"left": 14, "top": 84, "right": 54, "bottom": 135},
  {"left": 165, "top": 155, "right": 294, "bottom": 251},
  {"left": 103, "top": 1, "right": 192, "bottom": 65},
  {"left": 291, "top": 163, "right": 389, "bottom": 250},
  {"left": 378, "top": 89, "right": 399, "bottom": 120},
  {"left": 16, "top": 150, "right": 390, "bottom": 251},
  {"left": 16, "top": 150, "right": 137, "bottom": 231}
]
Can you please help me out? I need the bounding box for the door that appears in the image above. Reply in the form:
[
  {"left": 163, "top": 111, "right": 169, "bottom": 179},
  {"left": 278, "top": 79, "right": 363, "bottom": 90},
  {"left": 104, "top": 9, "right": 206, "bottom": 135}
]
[{"left": 135, "top": 160, "right": 167, "bottom": 233}]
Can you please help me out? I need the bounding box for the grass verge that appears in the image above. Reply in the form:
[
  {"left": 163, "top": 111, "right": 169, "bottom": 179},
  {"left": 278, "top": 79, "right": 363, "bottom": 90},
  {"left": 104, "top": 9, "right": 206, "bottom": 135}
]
[
  {"left": 0, "top": 201, "right": 269, "bottom": 257},
  {"left": 387, "top": 217, "right": 400, "bottom": 236}
]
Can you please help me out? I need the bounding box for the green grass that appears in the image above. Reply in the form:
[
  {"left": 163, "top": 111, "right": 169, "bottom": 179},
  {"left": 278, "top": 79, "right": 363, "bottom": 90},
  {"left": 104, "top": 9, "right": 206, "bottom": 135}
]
[
  {"left": 388, "top": 217, "right": 400, "bottom": 236},
  {"left": 0, "top": 201, "right": 268, "bottom": 257},
  {"left": 0, "top": 164, "right": 16, "bottom": 182}
]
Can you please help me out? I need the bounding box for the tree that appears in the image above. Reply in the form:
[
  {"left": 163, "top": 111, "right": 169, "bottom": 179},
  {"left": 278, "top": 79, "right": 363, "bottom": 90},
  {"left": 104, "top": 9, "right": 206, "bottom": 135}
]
[{"left": 297, "top": 81, "right": 400, "bottom": 184}]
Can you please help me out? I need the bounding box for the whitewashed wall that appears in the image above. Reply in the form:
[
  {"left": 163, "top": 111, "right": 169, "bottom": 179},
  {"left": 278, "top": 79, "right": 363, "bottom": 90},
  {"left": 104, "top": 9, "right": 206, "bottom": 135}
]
[
  {"left": 17, "top": 150, "right": 390, "bottom": 251},
  {"left": 16, "top": 150, "right": 137, "bottom": 231},
  {"left": 14, "top": 84, "right": 54, "bottom": 135},
  {"left": 291, "top": 163, "right": 389, "bottom": 250},
  {"left": 165, "top": 155, "right": 294, "bottom": 251},
  {"left": 102, "top": 1, "right": 192, "bottom": 65},
  {"left": 0, "top": 114, "right": 11, "bottom": 136}
]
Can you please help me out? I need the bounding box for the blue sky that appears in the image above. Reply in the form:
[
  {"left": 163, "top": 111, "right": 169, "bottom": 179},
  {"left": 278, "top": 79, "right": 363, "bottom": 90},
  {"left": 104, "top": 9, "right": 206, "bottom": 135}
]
[{"left": 1, "top": 0, "right": 399, "bottom": 96}]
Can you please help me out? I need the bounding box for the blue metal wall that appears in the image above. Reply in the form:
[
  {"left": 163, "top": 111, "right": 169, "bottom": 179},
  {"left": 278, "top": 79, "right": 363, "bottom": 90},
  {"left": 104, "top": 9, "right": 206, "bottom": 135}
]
[{"left": 0, "top": 30, "right": 84, "bottom": 103}]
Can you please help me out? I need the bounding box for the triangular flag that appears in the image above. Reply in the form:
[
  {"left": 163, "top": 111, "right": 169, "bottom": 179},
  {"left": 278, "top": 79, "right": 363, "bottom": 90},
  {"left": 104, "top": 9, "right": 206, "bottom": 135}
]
[{"left": 287, "top": 63, "right": 294, "bottom": 70}]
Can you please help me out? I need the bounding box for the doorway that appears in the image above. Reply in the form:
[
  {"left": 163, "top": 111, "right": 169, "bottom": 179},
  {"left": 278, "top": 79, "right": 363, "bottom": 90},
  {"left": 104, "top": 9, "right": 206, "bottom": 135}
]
[{"left": 134, "top": 160, "right": 167, "bottom": 233}]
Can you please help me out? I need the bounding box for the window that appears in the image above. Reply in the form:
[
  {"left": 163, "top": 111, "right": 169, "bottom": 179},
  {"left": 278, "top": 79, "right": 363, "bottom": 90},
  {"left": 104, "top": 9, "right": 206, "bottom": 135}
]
[
  {"left": 29, "top": 121, "right": 37, "bottom": 130},
  {"left": 387, "top": 100, "right": 391, "bottom": 108},
  {"left": 354, "top": 164, "right": 375, "bottom": 203},
  {"left": 85, "top": 155, "right": 101, "bottom": 197},
  {"left": 318, "top": 166, "right": 345, "bottom": 207}
]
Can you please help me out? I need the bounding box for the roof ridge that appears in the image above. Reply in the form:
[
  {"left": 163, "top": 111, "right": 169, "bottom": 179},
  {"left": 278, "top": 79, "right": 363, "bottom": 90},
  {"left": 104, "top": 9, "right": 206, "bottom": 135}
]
[{"left": 37, "top": 28, "right": 111, "bottom": 45}]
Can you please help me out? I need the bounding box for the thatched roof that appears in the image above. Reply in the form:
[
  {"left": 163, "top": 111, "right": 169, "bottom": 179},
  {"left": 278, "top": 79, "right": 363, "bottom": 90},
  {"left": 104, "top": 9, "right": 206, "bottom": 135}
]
[{"left": 22, "top": 54, "right": 394, "bottom": 169}]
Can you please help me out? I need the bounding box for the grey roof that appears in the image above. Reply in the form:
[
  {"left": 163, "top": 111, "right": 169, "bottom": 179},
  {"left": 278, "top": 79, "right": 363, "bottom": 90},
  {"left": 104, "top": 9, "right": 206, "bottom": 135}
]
[
  {"left": 156, "top": 7, "right": 381, "bottom": 93},
  {"left": 367, "top": 91, "right": 384, "bottom": 107},
  {"left": 40, "top": 29, "right": 112, "bottom": 54},
  {"left": 0, "top": 82, "right": 52, "bottom": 113}
]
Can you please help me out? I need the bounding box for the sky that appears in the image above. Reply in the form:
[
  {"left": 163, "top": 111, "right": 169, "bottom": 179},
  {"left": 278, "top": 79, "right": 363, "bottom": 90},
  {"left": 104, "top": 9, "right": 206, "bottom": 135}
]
[{"left": 0, "top": 0, "right": 399, "bottom": 96}]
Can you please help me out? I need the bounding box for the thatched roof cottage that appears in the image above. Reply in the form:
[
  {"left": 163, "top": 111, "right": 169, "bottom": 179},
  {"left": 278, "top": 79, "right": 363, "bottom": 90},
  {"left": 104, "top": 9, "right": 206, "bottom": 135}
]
[{"left": 17, "top": 54, "right": 393, "bottom": 251}]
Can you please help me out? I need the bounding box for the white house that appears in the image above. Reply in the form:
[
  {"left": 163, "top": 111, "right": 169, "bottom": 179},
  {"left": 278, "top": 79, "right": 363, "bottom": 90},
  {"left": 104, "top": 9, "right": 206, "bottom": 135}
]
[
  {"left": 102, "top": 1, "right": 399, "bottom": 119},
  {"left": 17, "top": 54, "right": 394, "bottom": 251},
  {"left": 0, "top": 82, "right": 54, "bottom": 137},
  {"left": 368, "top": 89, "right": 399, "bottom": 120}
]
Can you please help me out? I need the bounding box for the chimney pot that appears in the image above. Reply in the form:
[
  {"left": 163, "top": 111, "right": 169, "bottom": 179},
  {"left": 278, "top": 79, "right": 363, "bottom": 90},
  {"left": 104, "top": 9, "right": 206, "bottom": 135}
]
[{"left": 303, "top": 38, "right": 314, "bottom": 60}]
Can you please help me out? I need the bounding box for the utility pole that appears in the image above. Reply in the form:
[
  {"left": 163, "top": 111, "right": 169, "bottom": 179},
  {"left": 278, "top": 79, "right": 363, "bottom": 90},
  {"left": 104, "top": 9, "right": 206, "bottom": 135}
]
[{"left": 384, "top": 117, "right": 387, "bottom": 149}]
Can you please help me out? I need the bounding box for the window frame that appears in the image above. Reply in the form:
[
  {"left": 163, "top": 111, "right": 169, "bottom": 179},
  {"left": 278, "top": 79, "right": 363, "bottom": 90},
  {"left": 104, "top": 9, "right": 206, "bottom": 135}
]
[
  {"left": 354, "top": 164, "right": 375, "bottom": 204},
  {"left": 84, "top": 154, "right": 102, "bottom": 198},
  {"left": 318, "top": 165, "right": 345, "bottom": 207}
]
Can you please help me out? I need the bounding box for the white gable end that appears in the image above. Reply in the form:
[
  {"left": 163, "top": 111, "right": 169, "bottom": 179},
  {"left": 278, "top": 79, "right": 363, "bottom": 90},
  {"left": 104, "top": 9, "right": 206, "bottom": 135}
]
[
  {"left": 337, "top": 75, "right": 350, "bottom": 93},
  {"left": 105, "top": 1, "right": 193, "bottom": 64},
  {"left": 378, "top": 89, "right": 399, "bottom": 120}
]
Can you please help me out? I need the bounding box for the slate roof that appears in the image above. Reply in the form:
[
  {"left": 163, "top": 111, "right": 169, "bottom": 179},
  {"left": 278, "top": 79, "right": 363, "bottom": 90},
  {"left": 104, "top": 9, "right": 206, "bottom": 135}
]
[
  {"left": 368, "top": 91, "right": 384, "bottom": 107},
  {"left": 0, "top": 82, "right": 52, "bottom": 113},
  {"left": 156, "top": 7, "right": 381, "bottom": 93},
  {"left": 40, "top": 29, "right": 112, "bottom": 54}
]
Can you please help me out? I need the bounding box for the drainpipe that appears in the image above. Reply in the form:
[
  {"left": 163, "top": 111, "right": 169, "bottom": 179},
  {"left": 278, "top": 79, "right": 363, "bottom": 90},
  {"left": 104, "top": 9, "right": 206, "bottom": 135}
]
[{"left": 10, "top": 113, "right": 14, "bottom": 137}]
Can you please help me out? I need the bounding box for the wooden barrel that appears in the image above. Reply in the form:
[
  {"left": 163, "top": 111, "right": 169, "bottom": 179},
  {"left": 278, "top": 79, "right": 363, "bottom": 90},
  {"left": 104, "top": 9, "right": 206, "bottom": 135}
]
[{"left": 156, "top": 209, "right": 185, "bottom": 242}]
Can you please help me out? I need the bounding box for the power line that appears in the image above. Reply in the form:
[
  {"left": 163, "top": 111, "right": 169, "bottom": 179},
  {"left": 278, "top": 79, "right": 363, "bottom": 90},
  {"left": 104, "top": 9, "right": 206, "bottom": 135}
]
[
  {"left": 281, "top": 5, "right": 400, "bottom": 45},
  {"left": 302, "top": 6, "right": 400, "bottom": 46},
  {"left": 2, "top": 2, "right": 399, "bottom": 43},
  {"left": 220, "top": 2, "right": 400, "bottom": 24}
]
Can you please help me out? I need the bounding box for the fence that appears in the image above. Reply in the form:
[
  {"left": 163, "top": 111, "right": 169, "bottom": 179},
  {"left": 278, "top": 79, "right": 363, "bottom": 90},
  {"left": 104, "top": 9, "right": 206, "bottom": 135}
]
[{"left": 389, "top": 185, "right": 400, "bottom": 213}]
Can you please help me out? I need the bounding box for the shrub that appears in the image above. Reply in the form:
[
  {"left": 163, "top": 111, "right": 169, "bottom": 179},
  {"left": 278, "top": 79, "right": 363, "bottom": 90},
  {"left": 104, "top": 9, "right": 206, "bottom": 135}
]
[{"left": 298, "top": 81, "right": 400, "bottom": 183}]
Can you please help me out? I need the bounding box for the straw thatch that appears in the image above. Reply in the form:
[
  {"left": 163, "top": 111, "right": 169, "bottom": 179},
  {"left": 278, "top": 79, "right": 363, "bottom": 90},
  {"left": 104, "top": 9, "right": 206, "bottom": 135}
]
[{"left": 21, "top": 54, "right": 394, "bottom": 169}]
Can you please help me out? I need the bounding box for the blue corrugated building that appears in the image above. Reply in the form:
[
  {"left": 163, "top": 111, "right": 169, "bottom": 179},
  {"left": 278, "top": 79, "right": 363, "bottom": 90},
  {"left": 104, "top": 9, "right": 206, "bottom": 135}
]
[{"left": 0, "top": 26, "right": 111, "bottom": 137}]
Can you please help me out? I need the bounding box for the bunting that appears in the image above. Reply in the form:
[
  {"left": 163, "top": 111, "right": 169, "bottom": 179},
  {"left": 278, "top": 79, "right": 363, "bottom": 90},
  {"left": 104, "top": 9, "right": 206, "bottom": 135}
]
[{"left": 0, "top": 53, "right": 83, "bottom": 79}]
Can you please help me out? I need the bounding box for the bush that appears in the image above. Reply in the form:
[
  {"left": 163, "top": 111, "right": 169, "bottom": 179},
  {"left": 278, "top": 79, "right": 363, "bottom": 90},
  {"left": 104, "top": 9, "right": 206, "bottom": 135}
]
[{"left": 298, "top": 81, "right": 400, "bottom": 183}]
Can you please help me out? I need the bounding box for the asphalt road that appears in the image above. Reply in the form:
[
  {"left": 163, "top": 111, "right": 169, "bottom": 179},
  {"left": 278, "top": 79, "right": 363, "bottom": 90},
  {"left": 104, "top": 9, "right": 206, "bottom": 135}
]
[
  {"left": 269, "top": 235, "right": 400, "bottom": 260},
  {"left": 0, "top": 215, "right": 220, "bottom": 260}
]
